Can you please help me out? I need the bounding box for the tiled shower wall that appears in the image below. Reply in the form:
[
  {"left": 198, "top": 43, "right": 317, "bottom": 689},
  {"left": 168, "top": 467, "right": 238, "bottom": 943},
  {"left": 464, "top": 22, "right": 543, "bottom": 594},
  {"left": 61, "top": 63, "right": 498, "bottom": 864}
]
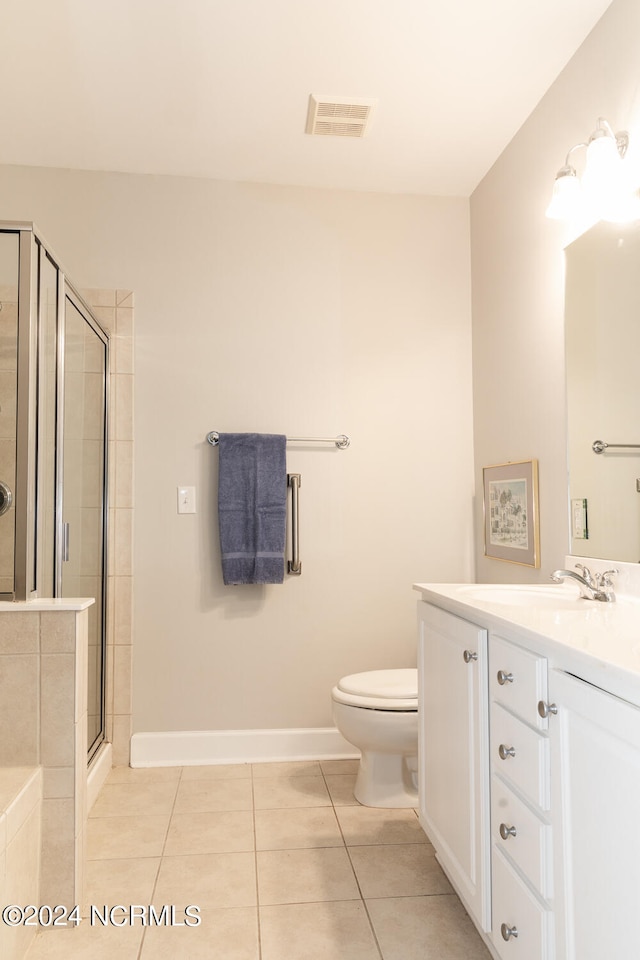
[
  {"left": 0, "top": 287, "right": 133, "bottom": 931},
  {"left": 0, "top": 605, "right": 89, "bottom": 908},
  {"left": 84, "top": 288, "right": 134, "bottom": 768},
  {"left": 0, "top": 285, "right": 133, "bottom": 766}
]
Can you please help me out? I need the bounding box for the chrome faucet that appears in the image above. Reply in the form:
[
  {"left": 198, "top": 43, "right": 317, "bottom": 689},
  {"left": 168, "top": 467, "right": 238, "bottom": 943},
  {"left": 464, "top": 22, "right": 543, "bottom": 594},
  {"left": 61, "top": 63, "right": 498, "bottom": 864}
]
[{"left": 550, "top": 564, "right": 617, "bottom": 602}]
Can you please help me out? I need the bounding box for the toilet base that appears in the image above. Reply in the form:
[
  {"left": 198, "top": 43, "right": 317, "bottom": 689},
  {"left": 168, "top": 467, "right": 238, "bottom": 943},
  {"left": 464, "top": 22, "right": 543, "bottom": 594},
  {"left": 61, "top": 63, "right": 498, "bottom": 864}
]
[
  {"left": 332, "top": 698, "right": 418, "bottom": 809},
  {"left": 354, "top": 750, "right": 418, "bottom": 808}
]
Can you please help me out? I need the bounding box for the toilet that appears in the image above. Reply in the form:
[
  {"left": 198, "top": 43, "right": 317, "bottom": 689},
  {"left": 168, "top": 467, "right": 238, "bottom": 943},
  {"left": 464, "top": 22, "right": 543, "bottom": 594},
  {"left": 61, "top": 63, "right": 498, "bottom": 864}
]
[{"left": 331, "top": 668, "right": 418, "bottom": 808}]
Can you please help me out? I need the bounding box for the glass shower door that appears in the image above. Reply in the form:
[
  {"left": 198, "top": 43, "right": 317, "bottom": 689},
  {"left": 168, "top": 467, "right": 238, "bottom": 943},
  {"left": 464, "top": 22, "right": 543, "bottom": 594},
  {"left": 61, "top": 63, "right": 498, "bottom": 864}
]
[
  {"left": 0, "top": 233, "right": 19, "bottom": 597},
  {"left": 60, "top": 290, "right": 108, "bottom": 759}
]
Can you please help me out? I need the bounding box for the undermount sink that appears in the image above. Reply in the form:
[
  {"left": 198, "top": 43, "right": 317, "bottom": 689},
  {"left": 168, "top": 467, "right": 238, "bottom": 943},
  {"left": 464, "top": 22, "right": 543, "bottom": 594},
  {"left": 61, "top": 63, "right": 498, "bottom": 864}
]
[{"left": 458, "top": 584, "right": 587, "bottom": 607}]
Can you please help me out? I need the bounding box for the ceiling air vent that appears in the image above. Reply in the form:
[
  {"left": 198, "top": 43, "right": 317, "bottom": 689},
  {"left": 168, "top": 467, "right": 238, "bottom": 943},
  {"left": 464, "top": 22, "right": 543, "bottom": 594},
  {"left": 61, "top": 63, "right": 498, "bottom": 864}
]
[{"left": 305, "top": 95, "right": 377, "bottom": 138}]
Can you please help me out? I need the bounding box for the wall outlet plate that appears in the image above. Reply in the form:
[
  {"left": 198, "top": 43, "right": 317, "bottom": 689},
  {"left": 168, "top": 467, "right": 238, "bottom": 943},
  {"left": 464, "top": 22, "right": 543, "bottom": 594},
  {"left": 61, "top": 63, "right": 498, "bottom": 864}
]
[{"left": 571, "top": 498, "right": 588, "bottom": 539}]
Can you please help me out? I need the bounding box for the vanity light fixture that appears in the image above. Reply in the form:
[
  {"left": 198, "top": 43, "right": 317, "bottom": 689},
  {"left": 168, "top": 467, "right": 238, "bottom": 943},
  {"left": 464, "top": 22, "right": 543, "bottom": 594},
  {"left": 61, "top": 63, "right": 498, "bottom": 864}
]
[{"left": 546, "top": 117, "right": 640, "bottom": 222}]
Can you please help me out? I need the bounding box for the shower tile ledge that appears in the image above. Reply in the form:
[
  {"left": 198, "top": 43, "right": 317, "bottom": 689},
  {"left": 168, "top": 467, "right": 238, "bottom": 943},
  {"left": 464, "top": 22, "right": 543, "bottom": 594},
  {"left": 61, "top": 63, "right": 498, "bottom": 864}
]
[{"left": 0, "top": 598, "right": 94, "bottom": 611}]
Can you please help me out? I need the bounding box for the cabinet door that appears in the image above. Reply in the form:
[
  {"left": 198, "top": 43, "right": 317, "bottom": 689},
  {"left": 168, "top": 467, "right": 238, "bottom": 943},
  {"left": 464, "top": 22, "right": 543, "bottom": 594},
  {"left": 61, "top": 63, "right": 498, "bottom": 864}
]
[
  {"left": 550, "top": 669, "right": 640, "bottom": 960},
  {"left": 418, "top": 601, "right": 490, "bottom": 931}
]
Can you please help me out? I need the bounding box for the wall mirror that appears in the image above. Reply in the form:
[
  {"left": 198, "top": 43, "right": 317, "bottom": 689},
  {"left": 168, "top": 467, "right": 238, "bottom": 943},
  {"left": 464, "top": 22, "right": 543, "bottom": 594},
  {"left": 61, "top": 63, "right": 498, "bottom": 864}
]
[{"left": 565, "top": 219, "right": 640, "bottom": 563}]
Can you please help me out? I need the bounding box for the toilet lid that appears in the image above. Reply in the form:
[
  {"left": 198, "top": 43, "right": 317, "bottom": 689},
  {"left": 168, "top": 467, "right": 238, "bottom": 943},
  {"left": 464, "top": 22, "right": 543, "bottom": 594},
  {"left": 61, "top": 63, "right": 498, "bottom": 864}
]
[{"left": 337, "top": 669, "right": 418, "bottom": 700}]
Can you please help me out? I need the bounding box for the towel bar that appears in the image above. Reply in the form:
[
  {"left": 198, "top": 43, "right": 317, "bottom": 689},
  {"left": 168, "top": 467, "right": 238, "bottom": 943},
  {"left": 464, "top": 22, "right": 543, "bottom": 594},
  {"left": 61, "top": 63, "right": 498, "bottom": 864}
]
[
  {"left": 207, "top": 431, "right": 349, "bottom": 449},
  {"left": 287, "top": 474, "right": 302, "bottom": 576},
  {"left": 592, "top": 440, "right": 640, "bottom": 454}
]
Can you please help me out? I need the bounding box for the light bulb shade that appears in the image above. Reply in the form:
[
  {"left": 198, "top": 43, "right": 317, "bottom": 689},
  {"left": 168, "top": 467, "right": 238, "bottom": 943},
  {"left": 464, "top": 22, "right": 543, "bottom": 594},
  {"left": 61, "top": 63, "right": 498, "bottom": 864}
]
[
  {"left": 546, "top": 169, "right": 582, "bottom": 220},
  {"left": 546, "top": 120, "right": 640, "bottom": 223},
  {"left": 582, "top": 134, "right": 623, "bottom": 196},
  {"left": 583, "top": 135, "right": 639, "bottom": 220}
]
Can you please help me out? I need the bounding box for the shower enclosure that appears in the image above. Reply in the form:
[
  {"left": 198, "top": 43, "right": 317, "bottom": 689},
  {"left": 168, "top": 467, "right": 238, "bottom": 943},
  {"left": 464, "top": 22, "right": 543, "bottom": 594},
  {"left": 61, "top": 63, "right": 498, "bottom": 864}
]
[{"left": 0, "top": 222, "right": 109, "bottom": 761}]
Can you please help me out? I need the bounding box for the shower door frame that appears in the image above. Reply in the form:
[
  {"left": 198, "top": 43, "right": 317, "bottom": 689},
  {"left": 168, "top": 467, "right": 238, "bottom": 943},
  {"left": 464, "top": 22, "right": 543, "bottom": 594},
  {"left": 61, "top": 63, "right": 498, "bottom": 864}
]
[
  {"left": 1, "top": 220, "right": 110, "bottom": 760},
  {"left": 13, "top": 225, "right": 38, "bottom": 600},
  {"left": 57, "top": 282, "right": 110, "bottom": 761}
]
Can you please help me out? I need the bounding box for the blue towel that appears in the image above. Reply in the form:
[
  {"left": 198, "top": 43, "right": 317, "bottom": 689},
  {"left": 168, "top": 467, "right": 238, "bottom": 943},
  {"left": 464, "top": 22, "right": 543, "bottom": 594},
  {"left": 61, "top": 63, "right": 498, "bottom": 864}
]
[{"left": 218, "top": 433, "right": 287, "bottom": 585}]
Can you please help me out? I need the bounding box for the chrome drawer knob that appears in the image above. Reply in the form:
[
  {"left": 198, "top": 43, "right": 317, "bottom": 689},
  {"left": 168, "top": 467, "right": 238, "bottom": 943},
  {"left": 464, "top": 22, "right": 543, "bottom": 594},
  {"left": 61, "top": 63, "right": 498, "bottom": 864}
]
[
  {"left": 538, "top": 700, "right": 558, "bottom": 719},
  {"left": 463, "top": 650, "right": 478, "bottom": 663},
  {"left": 498, "top": 743, "right": 516, "bottom": 760},
  {"left": 499, "top": 822, "right": 517, "bottom": 840},
  {"left": 501, "top": 923, "right": 519, "bottom": 941},
  {"left": 497, "top": 669, "right": 514, "bottom": 685}
]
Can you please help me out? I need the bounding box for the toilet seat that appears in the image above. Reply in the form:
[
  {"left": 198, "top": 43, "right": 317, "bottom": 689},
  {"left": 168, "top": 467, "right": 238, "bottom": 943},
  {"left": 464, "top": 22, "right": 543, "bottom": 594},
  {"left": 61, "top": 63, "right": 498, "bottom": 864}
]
[{"left": 332, "top": 668, "right": 418, "bottom": 711}]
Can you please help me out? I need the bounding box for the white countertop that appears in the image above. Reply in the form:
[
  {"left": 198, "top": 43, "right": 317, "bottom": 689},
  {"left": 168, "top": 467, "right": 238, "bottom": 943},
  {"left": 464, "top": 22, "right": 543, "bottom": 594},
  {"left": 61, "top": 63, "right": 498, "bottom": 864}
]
[{"left": 414, "top": 582, "right": 640, "bottom": 710}]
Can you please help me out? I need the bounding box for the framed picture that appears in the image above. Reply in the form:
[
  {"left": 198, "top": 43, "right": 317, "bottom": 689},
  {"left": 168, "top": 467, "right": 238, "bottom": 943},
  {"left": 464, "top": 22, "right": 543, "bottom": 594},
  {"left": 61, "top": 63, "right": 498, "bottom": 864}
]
[{"left": 483, "top": 459, "right": 540, "bottom": 568}]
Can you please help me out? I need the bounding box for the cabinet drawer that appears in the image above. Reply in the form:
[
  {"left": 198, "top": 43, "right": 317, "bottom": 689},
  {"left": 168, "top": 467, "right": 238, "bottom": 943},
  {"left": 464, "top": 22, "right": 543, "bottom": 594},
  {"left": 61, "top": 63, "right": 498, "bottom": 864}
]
[
  {"left": 492, "top": 848, "right": 553, "bottom": 960},
  {"left": 490, "top": 635, "right": 548, "bottom": 729},
  {"left": 491, "top": 774, "right": 552, "bottom": 898},
  {"left": 491, "top": 703, "right": 550, "bottom": 810}
]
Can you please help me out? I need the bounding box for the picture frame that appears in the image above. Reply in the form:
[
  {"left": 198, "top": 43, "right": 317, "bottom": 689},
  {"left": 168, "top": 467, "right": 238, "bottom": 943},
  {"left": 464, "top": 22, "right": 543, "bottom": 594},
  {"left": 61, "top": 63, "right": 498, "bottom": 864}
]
[{"left": 483, "top": 459, "right": 540, "bottom": 568}]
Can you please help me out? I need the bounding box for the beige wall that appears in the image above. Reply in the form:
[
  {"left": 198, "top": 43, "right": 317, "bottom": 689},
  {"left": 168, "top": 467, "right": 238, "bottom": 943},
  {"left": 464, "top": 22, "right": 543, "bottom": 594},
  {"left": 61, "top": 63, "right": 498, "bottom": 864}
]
[
  {"left": 0, "top": 170, "right": 474, "bottom": 734},
  {"left": 470, "top": 0, "right": 640, "bottom": 581}
]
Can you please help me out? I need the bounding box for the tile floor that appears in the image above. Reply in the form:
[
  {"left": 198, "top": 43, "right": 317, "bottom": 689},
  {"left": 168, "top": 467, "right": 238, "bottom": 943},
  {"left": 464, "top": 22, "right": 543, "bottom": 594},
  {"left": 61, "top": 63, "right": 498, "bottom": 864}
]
[{"left": 26, "top": 760, "right": 492, "bottom": 959}]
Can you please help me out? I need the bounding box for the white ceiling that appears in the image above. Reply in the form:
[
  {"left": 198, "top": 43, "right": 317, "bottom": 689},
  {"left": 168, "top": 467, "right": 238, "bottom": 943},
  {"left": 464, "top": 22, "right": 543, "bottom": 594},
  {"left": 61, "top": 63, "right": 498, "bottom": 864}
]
[{"left": 0, "top": 0, "right": 614, "bottom": 196}]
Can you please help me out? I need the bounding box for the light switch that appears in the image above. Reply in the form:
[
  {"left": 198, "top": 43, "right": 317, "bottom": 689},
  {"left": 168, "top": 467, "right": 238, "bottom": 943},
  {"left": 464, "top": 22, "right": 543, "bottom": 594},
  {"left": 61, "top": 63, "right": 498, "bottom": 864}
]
[{"left": 177, "top": 486, "right": 196, "bottom": 514}]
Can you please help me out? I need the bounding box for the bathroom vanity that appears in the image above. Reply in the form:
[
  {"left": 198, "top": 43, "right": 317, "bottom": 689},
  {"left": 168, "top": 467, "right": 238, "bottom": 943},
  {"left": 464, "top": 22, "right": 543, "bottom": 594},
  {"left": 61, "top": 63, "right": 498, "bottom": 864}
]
[{"left": 415, "top": 574, "right": 640, "bottom": 960}]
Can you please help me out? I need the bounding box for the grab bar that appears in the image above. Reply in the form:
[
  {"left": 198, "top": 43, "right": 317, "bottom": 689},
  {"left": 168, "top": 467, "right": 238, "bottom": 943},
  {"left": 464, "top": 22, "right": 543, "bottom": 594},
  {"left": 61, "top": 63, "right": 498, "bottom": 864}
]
[{"left": 287, "top": 473, "right": 302, "bottom": 576}]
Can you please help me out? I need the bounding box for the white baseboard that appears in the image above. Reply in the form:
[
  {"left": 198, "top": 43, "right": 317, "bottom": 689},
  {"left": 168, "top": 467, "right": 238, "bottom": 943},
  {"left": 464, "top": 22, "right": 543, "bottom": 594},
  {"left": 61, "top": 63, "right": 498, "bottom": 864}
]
[
  {"left": 130, "top": 726, "right": 359, "bottom": 768},
  {"left": 87, "top": 741, "right": 112, "bottom": 811}
]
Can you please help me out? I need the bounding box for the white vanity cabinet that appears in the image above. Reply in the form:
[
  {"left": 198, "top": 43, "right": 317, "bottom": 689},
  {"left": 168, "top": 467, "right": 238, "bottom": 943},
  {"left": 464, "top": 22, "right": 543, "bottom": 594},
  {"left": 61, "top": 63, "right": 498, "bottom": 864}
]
[
  {"left": 417, "top": 601, "right": 491, "bottom": 931},
  {"left": 549, "top": 669, "right": 640, "bottom": 960},
  {"left": 417, "top": 582, "right": 640, "bottom": 960}
]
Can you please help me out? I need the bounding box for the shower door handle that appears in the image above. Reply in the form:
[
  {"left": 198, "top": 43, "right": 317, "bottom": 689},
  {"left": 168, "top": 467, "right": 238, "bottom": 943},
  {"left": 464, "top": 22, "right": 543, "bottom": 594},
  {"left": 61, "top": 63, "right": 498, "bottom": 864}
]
[{"left": 63, "top": 522, "right": 70, "bottom": 562}]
